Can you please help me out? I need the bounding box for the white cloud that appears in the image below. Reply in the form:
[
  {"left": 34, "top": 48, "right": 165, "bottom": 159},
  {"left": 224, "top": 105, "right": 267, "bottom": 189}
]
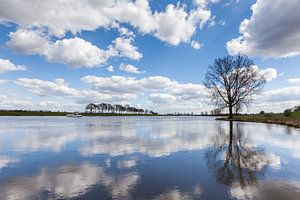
[
  {"left": 251, "top": 65, "right": 277, "bottom": 82},
  {"left": 113, "top": 37, "right": 142, "bottom": 60},
  {"left": 106, "top": 65, "right": 114, "bottom": 72},
  {"left": 263, "top": 87, "right": 300, "bottom": 103},
  {"left": 6, "top": 29, "right": 117, "bottom": 68},
  {"left": 80, "top": 75, "right": 208, "bottom": 112},
  {"left": 194, "top": 0, "right": 220, "bottom": 6},
  {"left": 6, "top": 29, "right": 144, "bottom": 68},
  {"left": 261, "top": 68, "right": 277, "bottom": 82},
  {"left": 191, "top": 40, "right": 202, "bottom": 49},
  {"left": 47, "top": 37, "right": 116, "bottom": 68},
  {"left": 119, "top": 63, "right": 145, "bottom": 74},
  {"left": 226, "top": 0, "right": 300, "bottom": 58},
  {"left": 0, "top": 0, "right": 216, "bottom": 46},
  {"left": 152, "top": 4, "right": 211, "bottom": 45},
  {"left": 6, "top": 29, "right": 50, "bottom": 55},
  {"left": 80, "top": 75, "right": 206, "bottom": 99},
  {"left": 13, "top": 77, "right": 137, "bottom": 106},
  {"left": 14, "top": 78, "right": 79, "bottom": 96},
  {"left": 288, "top": 78, "right": 300, "bottom": 84},
  {"left": 0, "top": 58, "right": 27, "bottom": 73},
  {"left": 0, "top": 95, "right": 32, "bottom": 109},
  {"left": 149, "top": 93, "right": 177, "bottom": 104}
]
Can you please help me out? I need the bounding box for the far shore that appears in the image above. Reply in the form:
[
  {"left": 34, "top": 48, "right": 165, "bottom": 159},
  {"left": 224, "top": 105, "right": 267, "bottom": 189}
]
[
  {"left": 0, "top": 110, "right": 160, "bottom": 117},
  {"left": 217, "top": 112, "right": 300, "bottom": 128}
]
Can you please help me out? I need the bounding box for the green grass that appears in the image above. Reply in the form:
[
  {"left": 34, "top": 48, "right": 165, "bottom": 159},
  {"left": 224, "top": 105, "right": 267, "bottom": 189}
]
[
  {"left": 219, "top": 111, "right": 300, "bottom": 128},
  {"left": 291, "top": 111, "right": 300, "bottom": 119},
  {"left": 0, "top": 111, "right": 68, "bottom": 116}
]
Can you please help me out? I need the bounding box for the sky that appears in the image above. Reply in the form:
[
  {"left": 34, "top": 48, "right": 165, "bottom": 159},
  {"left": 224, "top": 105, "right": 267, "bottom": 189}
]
[{"left": 0, "top": 0, "right": 300, "bottom": 113}]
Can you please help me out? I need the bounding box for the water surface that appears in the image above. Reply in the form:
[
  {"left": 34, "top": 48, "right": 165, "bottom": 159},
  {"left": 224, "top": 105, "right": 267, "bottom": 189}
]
[{"left": 0, "top": 116, "right": 300, "bottom": 199}]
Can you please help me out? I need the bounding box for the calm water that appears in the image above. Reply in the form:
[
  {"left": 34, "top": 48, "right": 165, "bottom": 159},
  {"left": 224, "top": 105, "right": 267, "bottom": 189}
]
[{"left": 0, "top": 116, "right": 300, "bottom": 200}]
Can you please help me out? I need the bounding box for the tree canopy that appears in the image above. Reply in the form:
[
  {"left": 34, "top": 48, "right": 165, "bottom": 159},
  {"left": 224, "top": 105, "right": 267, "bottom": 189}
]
[{"left": 204, "top": 55, "right": 266, "bottom": 118}]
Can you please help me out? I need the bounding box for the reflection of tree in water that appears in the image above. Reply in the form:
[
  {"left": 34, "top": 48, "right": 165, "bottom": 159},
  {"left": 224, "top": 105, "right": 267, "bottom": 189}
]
[{"left": 206, "top": 122, "right": 268, "bottom": 188}]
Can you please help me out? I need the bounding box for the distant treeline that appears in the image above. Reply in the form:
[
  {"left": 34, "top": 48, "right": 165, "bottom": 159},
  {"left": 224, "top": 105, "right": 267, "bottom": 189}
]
[{"left": 85, "top": 103, "right": 157, "bottom": 115}]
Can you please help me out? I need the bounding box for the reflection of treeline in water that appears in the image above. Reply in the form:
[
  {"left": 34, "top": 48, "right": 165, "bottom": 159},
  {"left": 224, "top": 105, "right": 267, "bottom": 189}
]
[{"left": 85, "top": 103, "right": 157, "bottom": 115}]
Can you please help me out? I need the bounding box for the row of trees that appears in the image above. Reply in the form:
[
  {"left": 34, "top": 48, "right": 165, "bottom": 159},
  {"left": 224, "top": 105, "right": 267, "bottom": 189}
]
[
  {"left": 85, "top": 103, "right": 157, "bottom": 115},
  {"left": 86, "top": 55, "right": 265, "bottom": 118}
]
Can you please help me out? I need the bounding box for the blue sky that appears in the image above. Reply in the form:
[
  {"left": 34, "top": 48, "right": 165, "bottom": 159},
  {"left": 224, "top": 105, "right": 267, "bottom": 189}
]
[{"left": 0, "top": 0, "right": 300, "bottom": 113}]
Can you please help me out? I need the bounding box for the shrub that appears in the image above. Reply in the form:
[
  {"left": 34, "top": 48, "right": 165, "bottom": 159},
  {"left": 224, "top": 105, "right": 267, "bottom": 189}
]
[
  {"left": 260, "top": 111, "right": 265, "bottom": 115},
  {"left": 284, "top": 109, "right": 292, "bottom": 117}
]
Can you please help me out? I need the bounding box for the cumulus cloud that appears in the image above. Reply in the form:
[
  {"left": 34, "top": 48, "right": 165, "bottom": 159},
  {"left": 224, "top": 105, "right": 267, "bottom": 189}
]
[
  {"left": 0, "top": 95, "right": 33, "bottom": 109},
  {"left": 0, "top": 58, "right": 27, "bottom": 73},
  {"left": 6, "top": 29, "right": 143, "bottom": 68},
  {"left": 251, "top": 65, "right": 277, "bottom": 82},
  {"left": 113, "top": 37, "right": 142, "bottom": 60},
  {"left": 119, "top": 63, "right": 145, "bottom": 74},
  {"left": 262, "top": 87, "right": 300, "bottom": 103},
  {"left": 81, "top": 75, "right": 208, "bottom": 112},
  {"left": 47, "top": 37, "right": 116, "bottom": 68},
  {"left": 11, "top": 75, "right": 209, "bottom": 112},
  {"left": 6, "top": 29, "right": 50, "bottom": 55},
  {"left": 226, "top": 0, "right": 300, "bottom": 58},
  {"left": 13, "top": 77, "right": 136, "bottom": 105},
  {"left": 106, "top": 65, "right": 114, "bottom": 72},
  {"left": 191, "top": 40, "right": 202, "bottom": 49},
  {"left": 149, "top": 93, "right": 177, "bottom": 104},
  {"left": 152, "top": 4, "right": 211, "bottom": 45},
  {"left": 288, "top": 78, "right": 300, "bottom": 84},
  {"left": 14, "top": 78, "right": 79, "bottom": 96},
  {"left": 81, "top": 75, "right": 206, "bottom": 99},
  {"left": 0, "top": 0, "right": 216, "bottom": 46}
]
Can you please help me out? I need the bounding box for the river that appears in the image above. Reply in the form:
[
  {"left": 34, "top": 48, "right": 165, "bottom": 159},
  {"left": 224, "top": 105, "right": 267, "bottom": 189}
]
[{"left": 0, "top": 116, "right": 300, "bottom": 199}]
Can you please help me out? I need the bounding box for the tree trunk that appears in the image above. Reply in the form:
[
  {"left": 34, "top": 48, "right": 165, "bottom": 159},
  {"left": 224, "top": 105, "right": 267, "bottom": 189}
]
[{"left": 229, "top": 104, "right": 233, "bottom": 119}]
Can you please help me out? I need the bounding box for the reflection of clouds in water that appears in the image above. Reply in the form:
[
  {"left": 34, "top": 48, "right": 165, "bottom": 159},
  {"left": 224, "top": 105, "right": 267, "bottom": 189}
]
[
  {"left": 104, "top": 171, "right": 139, "bottom": 199},
  {"left": 12, "top": 131, "right": 79, "bottom": 152},
  {"left": 117, "top": 159, "right": 137, "bottom": 169},
  {"left": 0, "top": 156, "right": 19, "bottom": 170},
  {"left": 230, "top": 181, "right": 300, "bottom": 200},
  {"left": 80, "top": 121, "right": 216, "bottom": 157},
  {"left": 243, "top": 124, "right": 300, "bottom": 159},
  {"left": 153, "top": 184, "right": 202, "bottom": 200},
  {"left": 220, "top": 152, "right": 281, "bottom": 170},
  {"left": 0, "top": 163, "right": 139, "bottom": 200},
  {"left": 1, "top": 117, "right": 300, "bottom": 160}
]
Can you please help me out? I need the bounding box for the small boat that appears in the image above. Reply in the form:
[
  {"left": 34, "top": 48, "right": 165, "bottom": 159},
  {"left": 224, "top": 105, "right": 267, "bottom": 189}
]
[{"left": 66, "top": 112, "right": 82, "bottom": 118}]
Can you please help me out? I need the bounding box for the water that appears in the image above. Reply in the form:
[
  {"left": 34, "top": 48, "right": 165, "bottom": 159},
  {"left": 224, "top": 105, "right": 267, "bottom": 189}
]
[{"left": 0, "top": 116, "right": 300, "bottom": 200}]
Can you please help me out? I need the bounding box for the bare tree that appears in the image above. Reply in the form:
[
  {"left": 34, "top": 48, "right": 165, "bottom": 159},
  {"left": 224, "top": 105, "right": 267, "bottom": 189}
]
[{"left": 203, "top": 55, "right": 266, "bottom": 119}]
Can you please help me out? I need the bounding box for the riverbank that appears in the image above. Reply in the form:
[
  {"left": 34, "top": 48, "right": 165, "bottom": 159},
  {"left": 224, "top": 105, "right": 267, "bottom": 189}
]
[
  {"left": 0, "top": 110, "right": 159, "bottom": 116},
  {"left": 217, "top": 112, "right": 300, "bottom": 128}
]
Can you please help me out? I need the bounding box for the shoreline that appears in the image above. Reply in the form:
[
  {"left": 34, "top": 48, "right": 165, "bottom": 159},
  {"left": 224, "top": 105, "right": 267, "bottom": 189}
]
[
  {"left": 217, "top": 116, "right": 300, "bottom": 129},
  {"left": 0, "top": 111, "right": 159, "bottom": 117}
]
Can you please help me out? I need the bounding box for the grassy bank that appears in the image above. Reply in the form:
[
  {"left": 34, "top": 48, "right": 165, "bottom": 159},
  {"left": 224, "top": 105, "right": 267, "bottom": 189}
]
[
  {"left": 217, "top": 111, "right": 300, "bottom": 128},
  {"left": 0, "top": 110, "right": 68, "bottom": 116},
  {"left": 0, "top": 110, "right": 159, "bottom": 117}
]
